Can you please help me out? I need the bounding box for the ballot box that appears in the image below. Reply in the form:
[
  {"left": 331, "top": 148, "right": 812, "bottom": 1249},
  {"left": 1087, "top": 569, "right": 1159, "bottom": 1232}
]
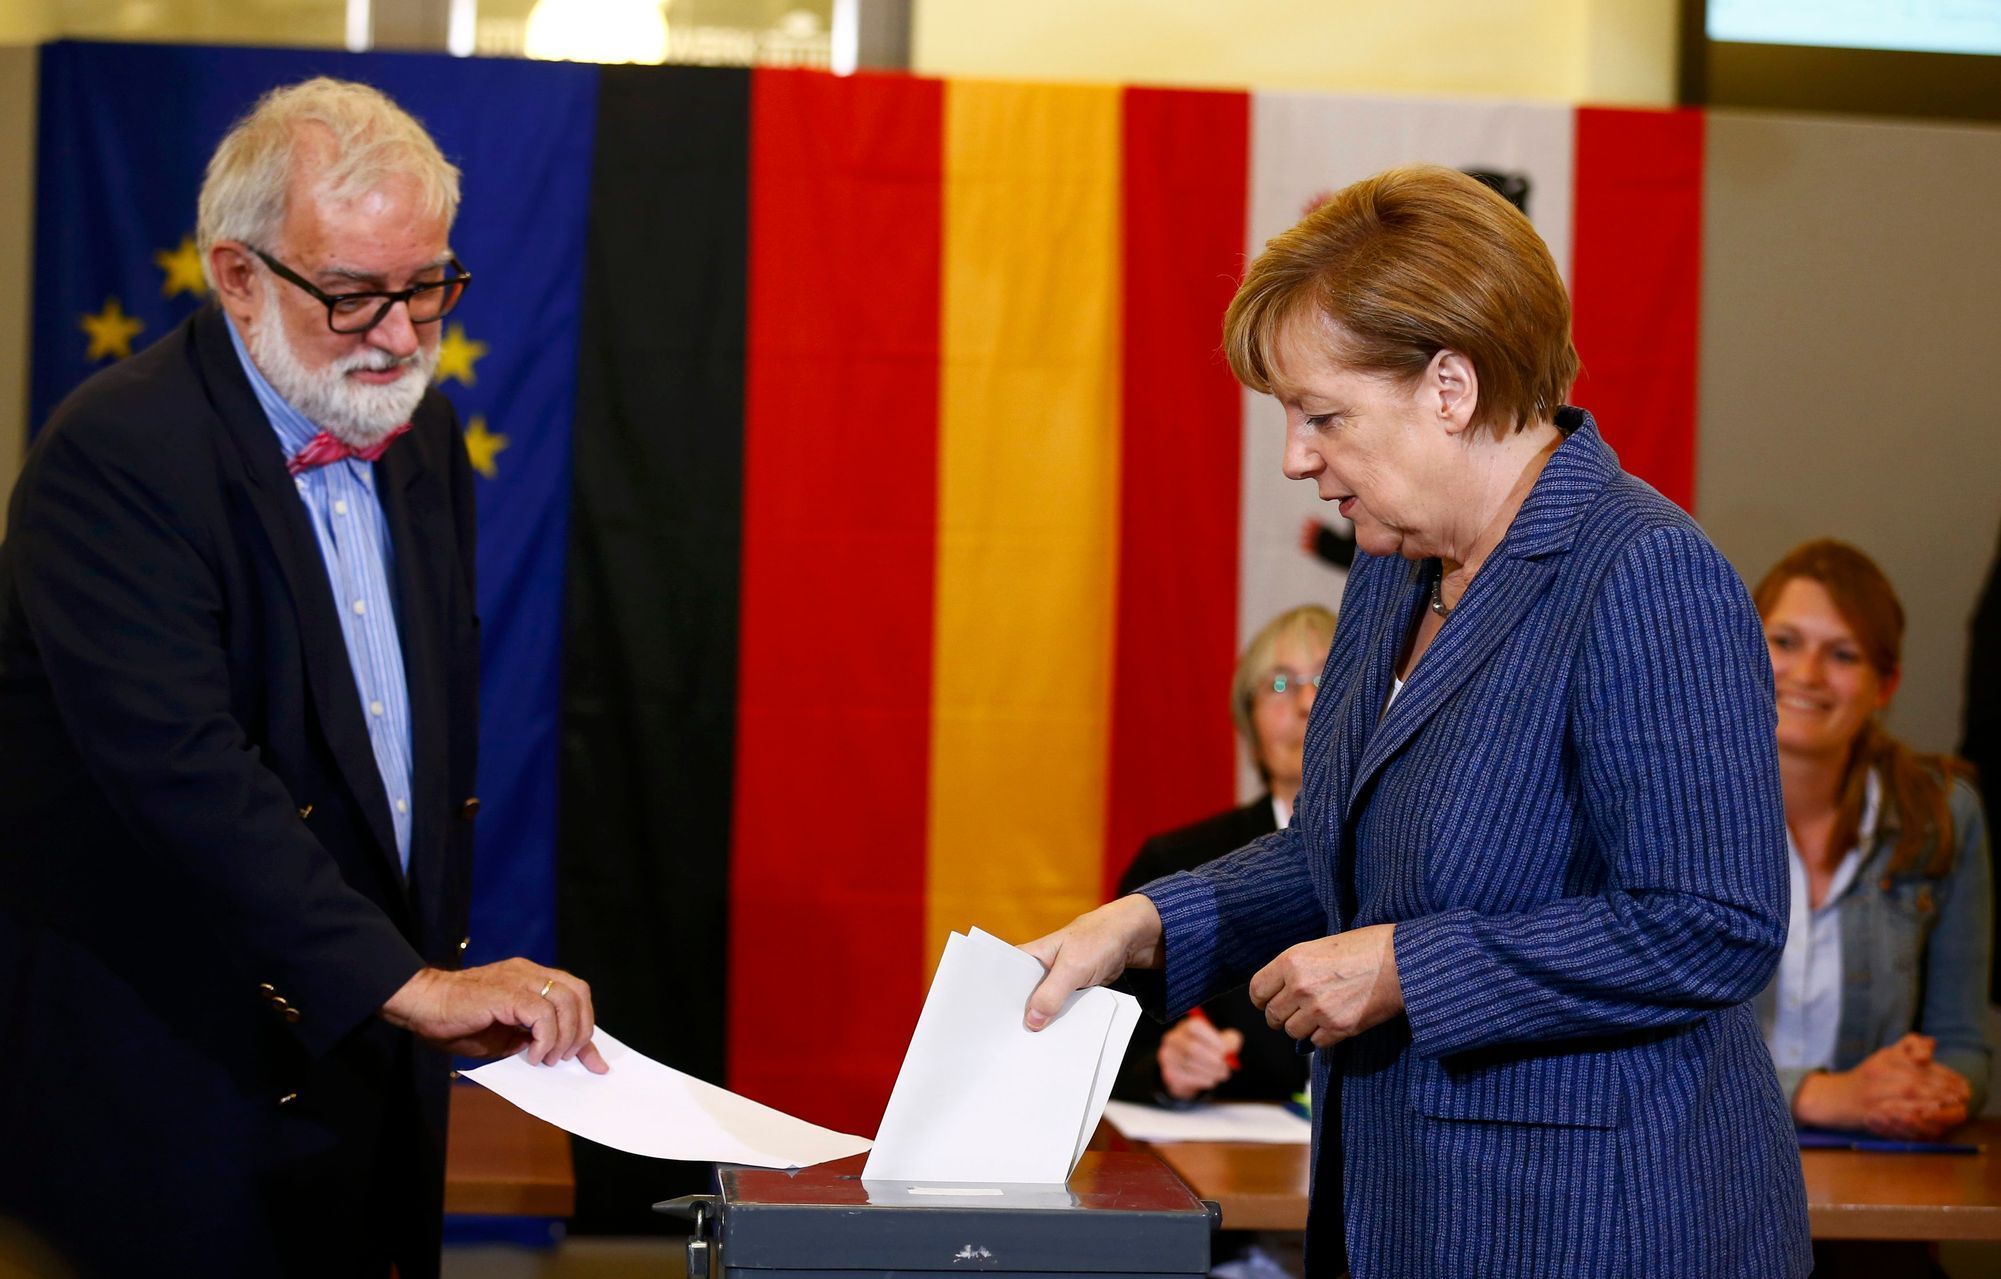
[{"left": 661, "top": 1150, "right": 1216, "bottom": 1279}]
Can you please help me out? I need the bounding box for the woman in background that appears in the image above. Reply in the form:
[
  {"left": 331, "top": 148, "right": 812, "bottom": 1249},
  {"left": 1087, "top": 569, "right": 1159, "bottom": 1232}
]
[
  {"left": 1754, "top": 539, "right": 1992, "bottom": 1139},
  {"left": 1113, "top": 604, "right": 1335, "bottom": 1106}
]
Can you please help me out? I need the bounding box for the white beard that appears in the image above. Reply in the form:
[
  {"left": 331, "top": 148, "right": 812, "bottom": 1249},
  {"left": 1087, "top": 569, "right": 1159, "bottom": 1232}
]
[{"left": 247, "top": 279, "right": 439, "bottom": 449}]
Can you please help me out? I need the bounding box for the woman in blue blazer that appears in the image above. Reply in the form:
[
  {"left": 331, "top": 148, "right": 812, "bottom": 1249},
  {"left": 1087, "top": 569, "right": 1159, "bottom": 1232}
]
[{"left": 1025, "top": 166, "right": 1811, "bottom": 1278}]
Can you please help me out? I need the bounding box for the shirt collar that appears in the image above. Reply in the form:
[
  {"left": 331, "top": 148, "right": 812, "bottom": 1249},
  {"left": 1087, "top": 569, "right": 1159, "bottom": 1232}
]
[
  {"left": 1488, "top": 407, "right": 1619, "bottom": 563},
  {"left": 1785, "top": 769, "right": 1884, "bottom": 913},
  {"left": 224, "top": 315, "right": 322, "bottom": 461}
]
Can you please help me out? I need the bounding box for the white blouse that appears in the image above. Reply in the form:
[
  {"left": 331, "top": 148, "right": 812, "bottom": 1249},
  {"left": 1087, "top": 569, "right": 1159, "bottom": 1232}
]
[{"left": 1768, "top": 771, "right": 1882, "bottom": 1072}]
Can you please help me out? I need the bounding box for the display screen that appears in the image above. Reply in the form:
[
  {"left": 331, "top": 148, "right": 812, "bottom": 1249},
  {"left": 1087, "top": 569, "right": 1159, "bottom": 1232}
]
[
  {"left": 1687, "top": 0, "right": 2001, "bottom": 121},
  {"left": 1708, "top": 0, "right": 2001, "bottom": 57}
]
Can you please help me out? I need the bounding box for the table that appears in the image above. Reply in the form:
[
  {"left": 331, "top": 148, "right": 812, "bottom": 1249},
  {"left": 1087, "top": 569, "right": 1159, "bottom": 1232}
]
[
  {"left": 1804, "top": 1119, "right": 2001, "bottom": 1241},
  {"left": 1141, "top": 1118, "right": 2001, "bottom": 1241},
  {"left": 444, "top": 1083, "right": 575, "bottom": 1217},
  {"left": 1148, "top": 1141, "right": 1309, "bottom": 1233}
]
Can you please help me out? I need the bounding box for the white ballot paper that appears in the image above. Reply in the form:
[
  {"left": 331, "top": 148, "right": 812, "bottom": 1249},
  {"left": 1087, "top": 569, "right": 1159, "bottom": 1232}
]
[
  {"left": 1103, "top": 1100, "right": 1313, "bottom": 1145},
  {"left": 861, "top": 926, "right": 1141, "bottom": 1185},
  {"left": 463, "top": 1026, "right": 871, "bottom": 1168}
]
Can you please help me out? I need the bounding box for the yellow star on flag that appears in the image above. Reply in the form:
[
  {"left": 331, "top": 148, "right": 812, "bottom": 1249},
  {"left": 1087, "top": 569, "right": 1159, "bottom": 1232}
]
[
  {"left": 463, "top": 415, "right": 509, "bottom": 480},
  {"left": 154, "top": 236, "right": 208, "bottom": 299},
  {"left": 80, "top": 297, "right": 145, "bottom": 362},
  {"left": 434, "top": 323, "right": 488, "bottom": 386}
]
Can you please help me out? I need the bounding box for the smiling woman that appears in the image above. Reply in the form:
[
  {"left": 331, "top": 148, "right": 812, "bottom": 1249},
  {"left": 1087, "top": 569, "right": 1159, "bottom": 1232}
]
[{"left": 1751, "top": 539, "right": 1993, "bottom": 1142}]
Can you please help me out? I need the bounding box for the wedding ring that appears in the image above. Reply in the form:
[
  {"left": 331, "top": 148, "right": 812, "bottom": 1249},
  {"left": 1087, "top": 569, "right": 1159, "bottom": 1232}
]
[{"left": 539, "top": 978, "right": 555, "bottom": 999}]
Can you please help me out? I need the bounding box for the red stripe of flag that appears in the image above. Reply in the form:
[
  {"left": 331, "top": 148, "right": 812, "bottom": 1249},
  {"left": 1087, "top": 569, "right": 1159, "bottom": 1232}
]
[
  {"left": 730, "top": 68, "right": 943, "bottom": 1133},
  {"left": 1570, "top": 107, "right": 1705, "bottom": 511},
  {"left": 1103, "top": 88, "right": 1251, "bottom": 897}
]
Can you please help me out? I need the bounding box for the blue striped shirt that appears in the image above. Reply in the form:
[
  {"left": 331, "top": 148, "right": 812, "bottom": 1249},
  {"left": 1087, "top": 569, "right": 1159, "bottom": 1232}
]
[{"left": 227, "top": 320, "right": 414, "bottom": 870}]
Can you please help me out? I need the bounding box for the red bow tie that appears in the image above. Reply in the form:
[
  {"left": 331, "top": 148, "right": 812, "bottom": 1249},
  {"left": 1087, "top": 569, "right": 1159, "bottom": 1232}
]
[{"left": 286, "top": 423, "right": 412, "bottom": 477}]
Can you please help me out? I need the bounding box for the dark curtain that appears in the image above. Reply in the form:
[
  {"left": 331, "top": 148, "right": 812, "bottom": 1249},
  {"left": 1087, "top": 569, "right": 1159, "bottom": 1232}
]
[{"left": 558, "top": 64, "right": 750, "bottom": 1232}]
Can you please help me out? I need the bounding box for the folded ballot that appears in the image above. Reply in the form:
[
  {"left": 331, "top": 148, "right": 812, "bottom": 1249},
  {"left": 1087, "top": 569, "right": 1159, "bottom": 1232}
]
[
  {"left": 463, "top": 1025, "right": 872, "bottom": 1168},
  {"left": 861, "top": 927, "right": 1141, "bottom": 1185}
]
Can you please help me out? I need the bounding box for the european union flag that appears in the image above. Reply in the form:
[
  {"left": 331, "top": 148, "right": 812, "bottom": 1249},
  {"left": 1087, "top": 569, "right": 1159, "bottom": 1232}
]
[{"left": 30, "top": 41, "right": 598, "bottom": 968}]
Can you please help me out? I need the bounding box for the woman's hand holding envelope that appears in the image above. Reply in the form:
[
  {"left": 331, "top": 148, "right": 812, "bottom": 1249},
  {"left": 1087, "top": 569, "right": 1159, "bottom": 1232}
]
[{"left": 1020, "top": 894, "right": 1165, "bottom": 1031}]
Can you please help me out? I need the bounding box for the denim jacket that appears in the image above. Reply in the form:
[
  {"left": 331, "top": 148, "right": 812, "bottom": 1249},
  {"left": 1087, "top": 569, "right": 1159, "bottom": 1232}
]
[{"left": 1756, "top": 777, "right": 1993, "bottom": 1110}]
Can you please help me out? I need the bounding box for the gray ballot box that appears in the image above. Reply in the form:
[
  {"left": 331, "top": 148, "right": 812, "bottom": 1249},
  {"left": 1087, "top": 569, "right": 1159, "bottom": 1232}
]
[{"left": 659, "top": 1150, "right": 1217, "bottom": 1279}]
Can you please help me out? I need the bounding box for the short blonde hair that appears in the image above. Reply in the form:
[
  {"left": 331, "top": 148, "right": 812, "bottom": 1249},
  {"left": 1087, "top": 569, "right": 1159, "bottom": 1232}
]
[
  {"left": 197, "top": 78, "right": 461, "bottom": 282},
  {"left": 1223, "top": 165, "right": 1577, "bottom": 436},
  {"left": 1231, "top": 604, "right": 1338, "bottom": 782}
]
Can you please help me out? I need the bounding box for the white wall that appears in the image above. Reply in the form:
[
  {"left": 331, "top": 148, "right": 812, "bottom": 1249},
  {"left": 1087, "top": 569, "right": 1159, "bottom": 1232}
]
[{"left": 912, "top": 0, "right": 1679, "bottom": 105}]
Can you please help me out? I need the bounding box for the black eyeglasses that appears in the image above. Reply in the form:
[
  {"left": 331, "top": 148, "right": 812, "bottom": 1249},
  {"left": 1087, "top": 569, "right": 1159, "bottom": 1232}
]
[{"left": 251, "top": 247, "right": 471, "bottom": 334}]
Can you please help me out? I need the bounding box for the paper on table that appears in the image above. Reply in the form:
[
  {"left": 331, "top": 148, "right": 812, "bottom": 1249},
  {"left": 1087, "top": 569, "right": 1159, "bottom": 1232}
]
[
  {"left": 463, "top": 1026, "right": 871, "bottom": 1168},
  {"left": 861, "top": 927, "right": 1140, "bottom": 1185},
  {"left": 1103, "top": 1099, "right": 1313, "bottom": 1144}
]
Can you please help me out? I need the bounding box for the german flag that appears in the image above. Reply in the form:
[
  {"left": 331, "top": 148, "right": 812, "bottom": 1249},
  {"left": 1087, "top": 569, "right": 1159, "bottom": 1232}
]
[{"left": 557, "top": 66, "right": 1700, "bottom": 1144}]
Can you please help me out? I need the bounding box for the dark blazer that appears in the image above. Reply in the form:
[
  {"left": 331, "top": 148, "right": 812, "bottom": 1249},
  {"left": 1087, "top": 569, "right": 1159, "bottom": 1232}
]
[
  {"left": 1142, "top": 412, "right": 1812, "bottom": 1278},
  {"left": 1114, "top": 798, "right": 1308, "bottom": 1104},
  {"left": 0, "top": 306, "right": 480, "bottom": 1278}
]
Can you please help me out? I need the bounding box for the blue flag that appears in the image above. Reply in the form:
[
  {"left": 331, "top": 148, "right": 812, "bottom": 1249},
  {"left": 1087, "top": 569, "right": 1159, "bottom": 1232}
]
[{"left": 30, "top": 41, "right": 597, "bottom": 968}]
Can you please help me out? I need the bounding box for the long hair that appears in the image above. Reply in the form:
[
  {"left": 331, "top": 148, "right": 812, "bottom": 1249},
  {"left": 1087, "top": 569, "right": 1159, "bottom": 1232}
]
[{"left": 1753, "top": 539, "right": 1972, "bottom": 880}]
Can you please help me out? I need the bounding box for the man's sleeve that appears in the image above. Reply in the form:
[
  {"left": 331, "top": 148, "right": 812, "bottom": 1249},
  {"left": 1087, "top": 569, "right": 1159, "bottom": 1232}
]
[{"left": 10, "top": 420, "right": 424, "bottom": 1058}]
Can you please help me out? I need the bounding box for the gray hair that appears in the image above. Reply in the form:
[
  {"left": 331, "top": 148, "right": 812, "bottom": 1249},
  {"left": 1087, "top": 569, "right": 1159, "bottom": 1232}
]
[{"left": 197, "top": 77, "right": 461, "bottom": 284}]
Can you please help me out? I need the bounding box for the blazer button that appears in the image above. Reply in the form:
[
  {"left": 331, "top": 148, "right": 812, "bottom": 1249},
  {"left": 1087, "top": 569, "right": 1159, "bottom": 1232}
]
[
  {"left": 458, "top": 936, "right": 470, "bottom": 953},
  {"left": 298, "top": 804, "right": 313, "bottom": 820},
  {"left": 278, "top": 1092, "right": 299, "bottom": 1106},
  {"left": 282, "top": 1006, "right": 302, "bottom": 1024},
  {"left": 258, "top": 982, "right": 277, "bottom": 994},
  {"left": 459, "top": 797, "right": 481, "bottom": 820}
]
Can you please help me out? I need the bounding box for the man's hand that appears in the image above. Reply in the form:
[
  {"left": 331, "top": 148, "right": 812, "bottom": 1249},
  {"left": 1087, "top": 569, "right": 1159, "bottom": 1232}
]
[
  {"left": 1248, "top": 924, "right": 1402, "bottom": 1049},
  {"left": 1019, "top": 895, "right": 1165, "bottom": 1030},
  {"left": 381, "top": 958, "right": 608, "bottom": 1073},
  {"left": 1158, "top": 1015, "right": 1244, "bottom": 1100}
]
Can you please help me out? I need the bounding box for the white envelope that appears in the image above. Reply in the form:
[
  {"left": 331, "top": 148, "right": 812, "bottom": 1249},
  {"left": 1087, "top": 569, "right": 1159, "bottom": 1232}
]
[
  {"left": 463, "top": 1026, "right": 872, "bottom": 1169},
  {"left": 861, "top": 927, "right": 1140, "bottom": 1185}
]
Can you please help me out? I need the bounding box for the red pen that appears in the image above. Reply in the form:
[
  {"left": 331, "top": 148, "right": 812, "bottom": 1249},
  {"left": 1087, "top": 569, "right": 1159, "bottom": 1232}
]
[{"left": 1188, "top": 1007, "right": 1241, "bottom": 1070}]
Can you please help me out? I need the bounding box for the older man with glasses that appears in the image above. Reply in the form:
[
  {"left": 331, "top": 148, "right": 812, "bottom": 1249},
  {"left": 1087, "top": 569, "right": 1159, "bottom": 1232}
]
[{"left": 0, "top": 77, "right": 602, "bottom": 1279}]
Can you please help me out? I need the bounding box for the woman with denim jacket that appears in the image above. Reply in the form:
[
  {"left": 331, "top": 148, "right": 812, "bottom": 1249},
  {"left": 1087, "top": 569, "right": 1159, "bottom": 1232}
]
[{"left": 1754, "top": 539, "right": 1993, "bottom": 1140}]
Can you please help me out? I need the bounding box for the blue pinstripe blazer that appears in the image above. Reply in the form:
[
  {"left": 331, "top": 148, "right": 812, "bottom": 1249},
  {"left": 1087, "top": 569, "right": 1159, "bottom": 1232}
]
[{"left": 1142, "top": 413, "right": 1812, "bottom": 1278}]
